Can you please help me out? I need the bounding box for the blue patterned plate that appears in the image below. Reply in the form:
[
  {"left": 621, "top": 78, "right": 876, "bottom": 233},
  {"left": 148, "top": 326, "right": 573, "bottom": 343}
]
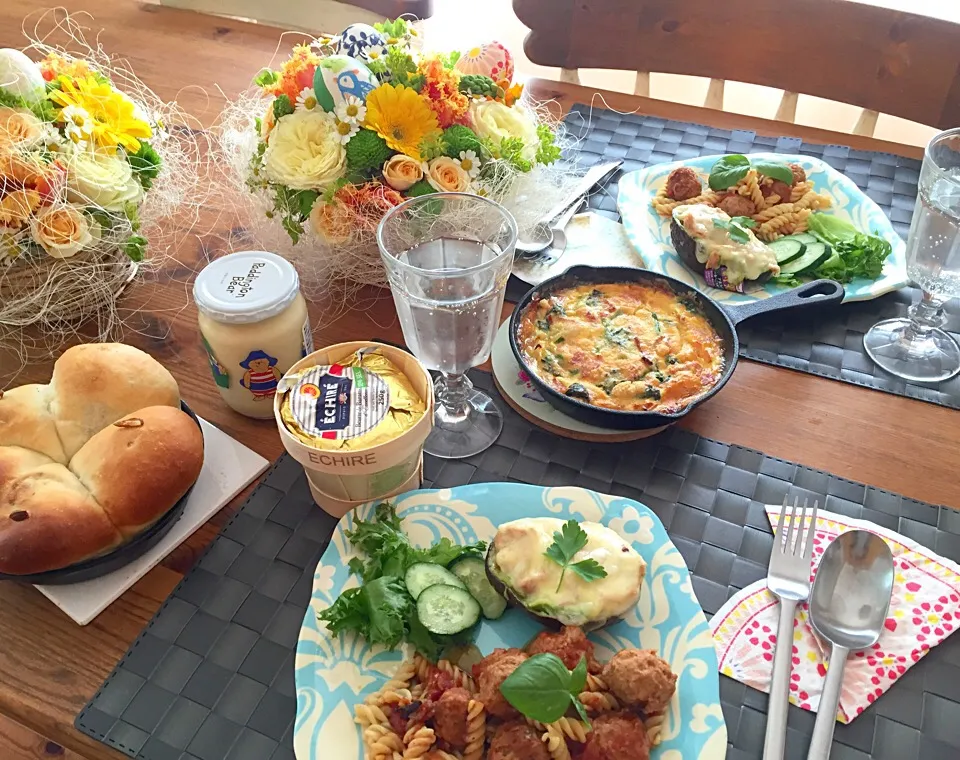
[
  {"left": 617, "top": 153, "right": 908, "bottom": 304},
  {"left": 294, "top": 483, "right": 727, "bottom": 760}
]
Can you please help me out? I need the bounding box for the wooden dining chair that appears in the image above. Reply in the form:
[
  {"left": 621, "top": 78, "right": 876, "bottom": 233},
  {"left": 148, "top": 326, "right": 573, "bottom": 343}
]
[
  {"left": 513, "top": 0, "right": 960, "bottom": 136},
  {"left": 151, "top": 0, "right": 433, "bottom": 36}
]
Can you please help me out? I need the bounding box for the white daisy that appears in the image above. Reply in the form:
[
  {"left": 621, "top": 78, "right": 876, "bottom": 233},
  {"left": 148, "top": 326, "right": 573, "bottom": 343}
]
[
  {"left": 38, "top": 121, "right": 64, "bottom": 151},
  {"left": 458, "top": 150, "right": 480, "bottom": 179},
  {"left": 363, "top": 45, "right": 387, "bottom": 63},
  {"left": 334, "top": 118, "right": 358, "bottom": 145},
  {"left": 334, "top": 95, "right": 366, "bottom": 125},
  {"left": 296, "top": 87, "right": 319, "bottom": 112}
]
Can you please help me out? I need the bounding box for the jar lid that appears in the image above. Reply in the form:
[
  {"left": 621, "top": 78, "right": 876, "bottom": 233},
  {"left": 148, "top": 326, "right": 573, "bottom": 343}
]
[{"left": 193, "top": 251, "right": 300, "bottom": 324}]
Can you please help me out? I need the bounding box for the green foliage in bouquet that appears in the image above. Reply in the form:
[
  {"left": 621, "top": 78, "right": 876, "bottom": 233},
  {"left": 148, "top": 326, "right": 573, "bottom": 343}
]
[
  {"left": 458, "top": 75, "right": 502, "bottom": 100},
  {"left": 441, "top": 125, "right": 484, "bottom": 159},
  {"left": 406, "top": 180, "right": 436, "bottom": 197},
  {"left": 346, "top": 129, "right": 393, "bottom": 172}
]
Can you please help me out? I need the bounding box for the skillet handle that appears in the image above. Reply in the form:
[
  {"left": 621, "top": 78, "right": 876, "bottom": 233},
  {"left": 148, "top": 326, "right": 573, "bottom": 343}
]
[{"left": 723, "top": 279, "right": 845, "bottom": 327}]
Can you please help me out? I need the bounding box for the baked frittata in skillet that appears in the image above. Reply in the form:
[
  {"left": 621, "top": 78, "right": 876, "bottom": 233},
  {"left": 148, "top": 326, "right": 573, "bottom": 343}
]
[{"left": 516, "top": 282, "right": 725, "bottom": 413}]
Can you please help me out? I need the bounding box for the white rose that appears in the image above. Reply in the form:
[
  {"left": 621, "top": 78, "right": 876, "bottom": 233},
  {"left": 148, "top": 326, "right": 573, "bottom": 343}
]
[
  {"left": 263, "top": 109, "right": 346, "bottom": 190},
  {"left": 30, "top": 204, "right": 95, "bottom": 258},
  {"left": 468, "top": 101, "right": 539, "bottom": 161},
  {"left": 66, "top": 150, "right": 143, "bottom": 212},
  {"left": 382, "top": 154, "right": 423, "bottom": 191},
  {"left": 426, "top": 156, "right": 471, "bottom": 193}
]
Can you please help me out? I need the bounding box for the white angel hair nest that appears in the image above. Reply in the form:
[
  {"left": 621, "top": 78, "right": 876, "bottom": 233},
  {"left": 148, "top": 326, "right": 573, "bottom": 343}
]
[
  {"left": 0, "top": 10, "right": 211, "bottom": 378},
  {"left": 214, "top": 88, "right": 586, "bottom": 316}
]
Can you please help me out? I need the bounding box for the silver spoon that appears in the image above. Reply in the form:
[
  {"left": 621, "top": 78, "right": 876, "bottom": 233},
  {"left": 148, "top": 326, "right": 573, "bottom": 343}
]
[{"left": 806, "top": 529, "right": 894, "bottom": 760}]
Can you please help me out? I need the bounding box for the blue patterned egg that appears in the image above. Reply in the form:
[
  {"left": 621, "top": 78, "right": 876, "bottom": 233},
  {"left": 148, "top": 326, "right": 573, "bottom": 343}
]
[
  {"left": 312, "top": 55, "right": 378, "bottom": 112},
  {"left": 337, "top": 23, "right": 388, "bottom": 63}
]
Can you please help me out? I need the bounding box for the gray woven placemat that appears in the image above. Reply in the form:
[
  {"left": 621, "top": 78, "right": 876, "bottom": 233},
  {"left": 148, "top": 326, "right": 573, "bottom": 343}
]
[
  {"left": 76, "top": 366, "right": 960, "bottom": 760},
  {"left": 507, "top": 104, "right": 960, "bottom": 410}
]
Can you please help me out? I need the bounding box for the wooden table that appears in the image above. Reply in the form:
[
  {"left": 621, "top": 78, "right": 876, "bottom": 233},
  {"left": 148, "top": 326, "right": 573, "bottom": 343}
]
[{"left": 0, "top": 2, "right": 954, "bottom": 758}]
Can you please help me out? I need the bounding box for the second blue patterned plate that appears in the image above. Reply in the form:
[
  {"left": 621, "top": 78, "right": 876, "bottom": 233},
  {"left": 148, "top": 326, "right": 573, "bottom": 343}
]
[{"left": 294, "top": 483, "right": 727, "bottom": 760}]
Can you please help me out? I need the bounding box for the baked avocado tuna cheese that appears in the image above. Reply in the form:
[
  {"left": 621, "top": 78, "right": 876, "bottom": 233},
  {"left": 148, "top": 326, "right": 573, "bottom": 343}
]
[{"left": 485, "top": 517, "right": 646, "bottom": 630}]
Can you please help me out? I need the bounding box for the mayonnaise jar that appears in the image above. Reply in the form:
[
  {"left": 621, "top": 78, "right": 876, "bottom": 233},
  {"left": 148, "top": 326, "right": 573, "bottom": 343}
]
[{"left": 193, "top": 251, "right": 313, "bottom": 419}]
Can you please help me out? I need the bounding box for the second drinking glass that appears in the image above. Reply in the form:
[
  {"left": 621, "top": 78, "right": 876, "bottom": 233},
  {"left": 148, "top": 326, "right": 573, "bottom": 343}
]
[{"left": 378, "top": 193, "right": 518, "bottom": 459}]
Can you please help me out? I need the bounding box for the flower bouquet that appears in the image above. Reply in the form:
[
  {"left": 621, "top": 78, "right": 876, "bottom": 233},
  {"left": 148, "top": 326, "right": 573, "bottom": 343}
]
[
  {"left": 0, "top": 16, "right": 202, "bottom": 363},
  {"left": 219, "top": 19, "right": 579, "bottom": 293}
]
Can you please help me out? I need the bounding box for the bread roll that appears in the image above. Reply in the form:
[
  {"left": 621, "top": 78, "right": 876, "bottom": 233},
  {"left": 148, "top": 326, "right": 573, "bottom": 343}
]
[
  {"left": 70, "top": 406, "right": 204, "bottom": 538},
  {"left": 0, "top": 447, "right": 123, "bottom": 575},
  {"left": 50, "top": 344, "right": 180, "bottom": 459},
  {"left": 0, "top": 384, "right": 67, "bottom": 463}
]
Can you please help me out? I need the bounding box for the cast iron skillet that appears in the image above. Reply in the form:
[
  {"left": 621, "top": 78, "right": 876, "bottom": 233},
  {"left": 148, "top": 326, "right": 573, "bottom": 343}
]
[
  {"left": 509, "top": 266, "right": 845, "bottom": 431},
  {"left": 0, "top": 401, "right": 203, "bottom": 585}
]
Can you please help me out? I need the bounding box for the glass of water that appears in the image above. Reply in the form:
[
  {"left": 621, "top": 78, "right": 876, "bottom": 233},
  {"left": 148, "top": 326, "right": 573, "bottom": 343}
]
[
  {"left": 378, "top": 193, "right": 517, "bottom": 459},
  {"left": 864, "top": 128, "right": 960, "bottom": 382}
]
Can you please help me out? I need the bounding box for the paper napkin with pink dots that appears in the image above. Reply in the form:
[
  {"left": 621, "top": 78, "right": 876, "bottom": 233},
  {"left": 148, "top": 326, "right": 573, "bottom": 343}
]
[{"left": 710, "top": 504, "right": 960, "bottom": 723}]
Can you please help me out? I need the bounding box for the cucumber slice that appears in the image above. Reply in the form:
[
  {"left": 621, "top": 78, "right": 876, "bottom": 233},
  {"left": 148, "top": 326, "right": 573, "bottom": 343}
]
[
  {"left": 767, "top": 237, "right": 806, "bottom": 265},
  {"left": 405, "top": 563, "right": 466, "bottom": 600},
  {"left": 416, "top": 584, "right": 481, "bottom": 635},
  {"left": 779, "top": 242, "right": 832, "bottom": 275},
  {"left": 791, "top": 232, "right": 819, "bottom": 245},
  {"left": 450, "top": 557, "right": 507, "bottom": 620}
]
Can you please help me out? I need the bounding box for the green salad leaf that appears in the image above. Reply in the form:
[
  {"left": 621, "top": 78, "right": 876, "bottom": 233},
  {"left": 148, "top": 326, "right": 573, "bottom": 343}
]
[
  {"left": 317, "top": 502, "right": 486, "bottom": 659},
  {"left": 500, "top": 654, "right": 591, "bottom": 725},
  {"left": 774, "top": 212, "right": 893, "bottom": 285}
]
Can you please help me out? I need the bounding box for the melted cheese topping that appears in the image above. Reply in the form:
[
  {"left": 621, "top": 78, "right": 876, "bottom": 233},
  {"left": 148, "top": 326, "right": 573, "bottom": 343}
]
[
  {"left": 673, "top": 204, "right": 779, "bottom": 285},
  {"left": 492, "top": 518, "right": 646, "bottom": 626},
  {"left": 516, "top": 282, "right": 725, "bottom": 412}
]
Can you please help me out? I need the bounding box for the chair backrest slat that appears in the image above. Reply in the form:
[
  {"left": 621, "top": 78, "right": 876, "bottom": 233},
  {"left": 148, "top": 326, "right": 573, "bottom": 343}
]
[{"left": 514, "top": 0, "right": 960, "bottom": 129}]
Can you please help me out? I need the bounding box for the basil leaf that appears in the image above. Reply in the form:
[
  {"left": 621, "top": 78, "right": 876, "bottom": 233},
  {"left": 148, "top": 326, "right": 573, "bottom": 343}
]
[
  {"left": 570, "top": 655, "right": 588, "bottom": 695},
  {"left": 708, "top": 154, "right": 750, "bottom": 190},
  {"left": 752, "top": 161, "right": 794, "bottom": 186},
  {"left": 571, "top": 693, "right": 592, "bottom": 726},
  {"left": 500, "top": 654, "right": 574, "bottom": 723}
]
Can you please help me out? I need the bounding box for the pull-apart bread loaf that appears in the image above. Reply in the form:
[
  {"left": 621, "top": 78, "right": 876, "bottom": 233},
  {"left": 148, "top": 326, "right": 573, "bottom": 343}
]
[{"left": 0, "top": 344, "right": 204, "bottom": 575}]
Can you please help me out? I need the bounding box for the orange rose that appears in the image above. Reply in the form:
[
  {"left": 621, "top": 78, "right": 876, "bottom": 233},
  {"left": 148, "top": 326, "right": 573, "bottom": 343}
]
[
  {"left": 426, "top": 156, "right": 470, "bottom": 193},
  {"left": 30, "top": 204, "right": 93, "bottom": 258},
  {"left": 309, "top": 199, "right": 352, "bottom": 244},
  {"left": 382, "top": 154, "right": 423, "bottom": 191},
  {"left": 0, "top": 107, "right": 43, "bottom": 148}
]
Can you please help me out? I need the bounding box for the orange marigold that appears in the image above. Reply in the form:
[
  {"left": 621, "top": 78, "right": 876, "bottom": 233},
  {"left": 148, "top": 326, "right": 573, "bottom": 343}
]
[
  {"left": 39, "top": 52, "right": 94, "bottom": 83},
  {"left": 418, "top": 58, "right": 468, "bottom": 129},
  {"left": 269, "top": 44, "right": 321, "bottom": 104},
  {"left": 501, "top": 81, "right": 524, "bottom": 107}
]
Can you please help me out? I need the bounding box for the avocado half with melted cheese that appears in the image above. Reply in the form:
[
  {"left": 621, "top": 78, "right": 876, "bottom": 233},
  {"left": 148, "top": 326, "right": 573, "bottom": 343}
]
[
  {"left": 670, "top": 203, "right": 779, "bottom": 290},
  {"left": 485, "top": 517, "right": 646, "bottom": 630}
]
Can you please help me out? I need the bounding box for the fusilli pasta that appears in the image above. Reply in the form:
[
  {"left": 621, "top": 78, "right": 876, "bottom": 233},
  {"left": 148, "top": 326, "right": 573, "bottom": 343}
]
[
  {"left": 536, "top": 717, "right": 591, "bottom": 743},
  {"left": 542, "top": 727, "right": 573, "bottom": 760},
  {"left": 645, "top": 712, "right": 666, "bottom": 747},
  {"left": 579, "top": 691, "right": 621, "bottom": 713},
  {"left": 463, "top": 700, "right": 486, "bottom": 760},
  {"left": 652, "top": 186, "right": 718, "bottom": 217},
  {"left": 356, "top": 704, "right": 390, "bottom": 730},
  {"left": 365, "top": 726, "right": 404, "bottom": 759},
  {"left": 378, "top": 689, "right": 414, "bottom": 707},
  {"left": 736, "top": 169, "right": 764, "bottom": 209},
  {"left": 583, "top": 673, "right": 608, "bottom": 693},
  {"left": 413, "top": 655, "right": 475, "bottom": 691},
  {"left": 402, "top": 726, "right": 436, "bottom": 759},
  {"left": 790, "top": 181, "right": 812, "bottom": 202}
]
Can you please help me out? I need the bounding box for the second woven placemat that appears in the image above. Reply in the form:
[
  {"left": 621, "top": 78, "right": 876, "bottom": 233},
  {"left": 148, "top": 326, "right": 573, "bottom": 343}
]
[{"left": 505, "top": 104, "right": 960, "bottom": 410}]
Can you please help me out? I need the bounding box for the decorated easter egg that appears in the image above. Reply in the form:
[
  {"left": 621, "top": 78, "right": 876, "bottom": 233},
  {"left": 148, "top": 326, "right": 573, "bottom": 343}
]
[
  {"left": 455, "top": 41, "right": 514, "bottom": 84},
  {"left": 312, "top": 55, "right": 378, "bottom": 112},
  {"left": 337, "top": 23, "right": 388, "bottom": 63},
  {"left": 0, "top": 49, "right": 44, "bottom": 103}
]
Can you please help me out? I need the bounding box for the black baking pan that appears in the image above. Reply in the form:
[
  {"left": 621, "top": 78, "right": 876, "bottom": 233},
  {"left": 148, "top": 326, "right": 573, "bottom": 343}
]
[
  {"left": 509, "top": 266, "right": 845, "bottom": 430},
  {"left": 0, "top": 401, "right": 203, "bottom": 585}
]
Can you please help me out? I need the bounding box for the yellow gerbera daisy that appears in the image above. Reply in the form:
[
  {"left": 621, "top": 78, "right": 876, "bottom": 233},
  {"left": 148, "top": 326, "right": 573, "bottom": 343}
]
[
  {"left": 50, "top": 75, "right": 152, "bottom": 153},
  {"left": 363, "top": 84, "right": 438, "bottom": 161}
]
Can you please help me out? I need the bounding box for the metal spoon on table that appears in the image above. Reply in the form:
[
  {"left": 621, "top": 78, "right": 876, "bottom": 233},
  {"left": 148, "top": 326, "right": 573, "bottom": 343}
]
[{"left": 806, "top": 529, "right": 894, "bottom": 760}]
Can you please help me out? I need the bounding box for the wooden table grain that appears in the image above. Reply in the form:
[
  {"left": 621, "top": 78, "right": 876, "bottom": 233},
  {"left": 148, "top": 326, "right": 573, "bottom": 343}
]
[{"left": 0, "top": 2, "right": 953, "bottom": 758}]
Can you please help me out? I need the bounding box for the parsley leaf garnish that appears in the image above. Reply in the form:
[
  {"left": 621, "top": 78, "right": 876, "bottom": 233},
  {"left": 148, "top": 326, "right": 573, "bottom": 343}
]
[
  {"left": 544, "top": 519, "right": 608, "bottom": 592},
  {"left": 714, "top": 215, "right": 757, "bottom": 244}
]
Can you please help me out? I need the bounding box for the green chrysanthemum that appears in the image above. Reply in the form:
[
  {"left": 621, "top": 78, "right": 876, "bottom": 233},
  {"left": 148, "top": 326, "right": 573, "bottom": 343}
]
[
  {"left": 442, "top": 124, "right": 483, "bottom": 159},
  {"left": 345, "top": 128, "right": 393, "bottom": 171}
]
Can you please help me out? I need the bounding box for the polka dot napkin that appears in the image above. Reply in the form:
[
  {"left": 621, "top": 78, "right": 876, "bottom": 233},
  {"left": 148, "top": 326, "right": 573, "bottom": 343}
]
[{"left": 710, "top": 505, "right": 960, "bottom": 723}]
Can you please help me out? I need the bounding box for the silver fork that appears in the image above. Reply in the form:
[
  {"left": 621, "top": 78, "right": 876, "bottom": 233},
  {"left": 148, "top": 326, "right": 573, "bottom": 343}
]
[{"left": 763, "top": 496, "right": 819, "bottom": 760}]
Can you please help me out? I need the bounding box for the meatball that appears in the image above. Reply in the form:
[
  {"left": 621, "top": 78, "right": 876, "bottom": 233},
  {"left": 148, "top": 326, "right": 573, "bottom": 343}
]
[
  {"left": 473, "top": 648, "right": 528, "bottom": 719},
  {"left": 789, "top": 163, "right": 807, "bottom": 185},
  {"left": 580, "top": 712, "right": 651, "bottom": 760},
  {"left": 602, "top": 649, "right": 677, "bottom": 714},
  {"left": 760, "top": 179, "right": 792, "bottom": 205},
  {"left": 433, "top": 687, "right": 470, "bottom": 749},
  {"left": 527, "top": 625, "right": 602, "bottom": 674},
  {"left": 717, "top": 193, "right": 756, "bottom": 217},
  {"left": 665, "top": 166, "right": 702, "bottom": 201},
  {"left": 488, "top": 721, "right": 551, "bottom": 760}
]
